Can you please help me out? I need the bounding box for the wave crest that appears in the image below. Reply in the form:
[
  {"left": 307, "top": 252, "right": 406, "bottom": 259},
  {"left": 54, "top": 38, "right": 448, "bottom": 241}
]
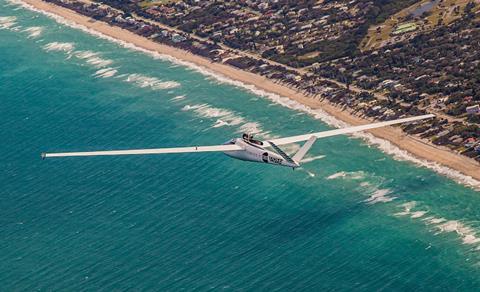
[
  {"left": 181, "top": 103, "right": 270, "bottom": 138},
  {"left": 124, "top": 73, "right": 180, "bottom": 90},
  {"left": 0, "top": 16, "right": 17, "bottom": 29},
  {"left": 43, "top": 41, "right": 74, "bottom": 53},
  {"left": 23, "top": 26, "right": 43, "bottom": 38},
  {"left": 364, "top": 189, "right": 396, "bottom": 204},
  {"left": 93, "top": 68, "right": 117, "bottom": 78},
  {"left": 74, "top": 50, "right": 114, "bottom": 68},
  {"left": 396, "top": 202, "right": 480, "bottom": 246}
]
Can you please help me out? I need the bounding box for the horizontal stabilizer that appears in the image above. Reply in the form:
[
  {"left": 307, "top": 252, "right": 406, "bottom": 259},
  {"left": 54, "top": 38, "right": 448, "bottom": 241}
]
[{"left": 292, "top": 135, "right": 317, "bottom": 163}]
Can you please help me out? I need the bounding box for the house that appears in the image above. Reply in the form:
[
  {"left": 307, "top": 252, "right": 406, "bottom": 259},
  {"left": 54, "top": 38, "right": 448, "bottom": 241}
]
[
  {"left": 465, "top": 137, "right": 478, "bottom": 147},
  {"left": 466, "top": 104, "right": 480, "bottom": 114},
  {"left": 449, "top": 135, "right": 464, "bottom": 144},
  {"left": 171, "top": 33, "right": 186, "bottom": 43},
  {"left": 161, "top": 30, "right": 169, "bottom": 37},
  {"left": 379, "top": 79, "right": 397, "bottom": 89}
]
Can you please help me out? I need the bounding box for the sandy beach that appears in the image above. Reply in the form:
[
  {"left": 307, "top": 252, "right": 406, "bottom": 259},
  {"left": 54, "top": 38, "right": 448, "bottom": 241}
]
[{"left": 21, "top": 0, "right": 480, "bottom": 183}]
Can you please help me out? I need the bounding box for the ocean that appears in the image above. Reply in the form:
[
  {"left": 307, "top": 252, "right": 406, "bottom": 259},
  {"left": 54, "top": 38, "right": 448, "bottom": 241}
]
[{"left": 1, "top": 1, "right": 480, "bottom": 290}]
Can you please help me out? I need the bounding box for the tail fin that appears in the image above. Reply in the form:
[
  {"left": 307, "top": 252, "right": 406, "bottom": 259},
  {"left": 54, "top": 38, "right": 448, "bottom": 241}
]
[{"left": 292, "top": 136, "right": 317, "bottom": 163}]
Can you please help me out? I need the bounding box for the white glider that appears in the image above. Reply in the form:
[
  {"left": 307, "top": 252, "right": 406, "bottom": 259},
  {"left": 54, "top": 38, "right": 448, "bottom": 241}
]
[{"left": 42, "top": 114, "right": 434, "bottom": 168}]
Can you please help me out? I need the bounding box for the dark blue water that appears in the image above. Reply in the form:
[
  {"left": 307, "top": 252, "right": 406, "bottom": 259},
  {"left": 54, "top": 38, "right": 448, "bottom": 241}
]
[{"left": 1, "top": 1, "right": 480, "bottom": 290}]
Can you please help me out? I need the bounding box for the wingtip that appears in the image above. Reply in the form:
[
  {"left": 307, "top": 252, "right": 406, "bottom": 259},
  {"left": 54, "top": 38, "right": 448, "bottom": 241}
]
[{"left": 41, "top": 153, "right": 46, "bottom": 160}]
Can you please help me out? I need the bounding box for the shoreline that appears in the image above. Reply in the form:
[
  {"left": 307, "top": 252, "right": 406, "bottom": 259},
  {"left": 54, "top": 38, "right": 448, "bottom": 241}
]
[{"left": 19, "top": 0, "right": 480, "bottom": 185}]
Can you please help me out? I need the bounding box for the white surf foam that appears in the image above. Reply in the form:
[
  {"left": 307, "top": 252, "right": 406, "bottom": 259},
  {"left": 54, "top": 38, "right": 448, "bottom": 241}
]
[
  {"left": 327, "top": 171, "right": 346, "bottom": 180},
  {"left": 85, "top": 56, "right": 113, "bottom": 68},
  {"left": 171, "top": 95, "right": 186, "bottom": 101},
  {"left": 410, "top": 211, "right": 428, "bottom": 219},
  {"left": 74, "top": 50, "right": 97, "bottom": 60},
  {"left": 327, "top": 170, "right": 395, "bottom": 204},
  {"left": 212, "top": 119, "right": 229, "bottom": 128},
  {"left": 182, "top": 104, "right": 245, "bottom": 126},
  {"left": 74, "top": 50, "right": 114, "bottom": 68},
  {"left": 23, "top": 26, "right": 43, "bottom": 38},
  {"left": 395, "top": 201, "right": 417, "bottom": 216},
  {"left": 396, "top": 201, "right": 430, "bottom": 219},
  {"left": 181, "top": 103, "right": 270, "bottom": 138},
  {"left": 0, "top": 16, "right": 17, "bottom": 29},
  {"left": 364, "top": 189, "right": 396, "bottom": 204},
  {"left": 360, "top": 181, "right": 370, "bottom": 187},
  {"left": 43, "top": 41, "right": 74, "bottom": 53},
  {"left": 423, "top": 217, "right": 446, "bottom": 225},
  {"left": 435, "top": 220, "right": 480, "bottom": 245},
  {"left": 397, "top": 202, "right": 480, "bottom": 246},
  {"left": 11, "top": 25, "right": 22, "bottom": 31},
  {"left": 300, "top": 155, "right": 326, "bottom": 163},
  {"left": 238, "top": 122, "right": 265, "bottom": 136},
  {"left": 326, "top": 171, "right": 366, "bottom": 180},
  {"left": 125, "top": 73, "right": 180, "bottom": 90},
  {"left": 11, "top": 0, "right": 480, "bottom": 190},
  {"left": 93, "top": 67, "right": 117, "bottom": 78}
]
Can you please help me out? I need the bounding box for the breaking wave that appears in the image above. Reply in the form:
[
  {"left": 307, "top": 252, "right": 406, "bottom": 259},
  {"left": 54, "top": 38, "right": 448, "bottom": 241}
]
[
  {"left": 396, "top": 201, "right": 480, "bottom": 246},
  {"left": 364, "top": 189, "right": 396, "bottom": 204},
  {"left": 171, "top": 95, "right": 186, "bottom": 101},
  {"left": 327, "top": 171, "right": 366, "bottom": 180},
  {"left": 182, "top": 104, "right": 244, "bottom": 126},
  {"left": 181, "top": 103, "right": 269, "bottom": 138},
  {"left": 183, "top": 104, "right": 244, "bottom": 125},
  {"left": 23, "top": 26, "right": 43, "bottom": 38},
  {"left": 43, "top": 41, "right": 74, "bottom": 53},
  {"left": 74, "top": 50, "right": 114, "bottom": 68},
  {"left": 327, "top": 172, "right": 346, "bottom": 180},
  {"left": 327, "top": 170, "right": 396, "bottom": 204},
  {"left": 86, "top": 56, "right": 112, "bottom": 67},
  {"left": 10, "top": 0, "right": 480, "bottom": 190},
  {"left": 0, "top": 15, "right": 17, "bottom": 29},
  {"left": 435, "top": 220, "right": 480, "bottom": 245},
  {"left": 238, "top": 122, "right": 266, "bottom": 136},
  {"left": 74, "top": 50, "right": 97, "bottom": 60},
  {"left": 212, "top": 119, "right": 228, "bottom": 128},
  {"left": 124, "top": 73, "right": 180, "bottom": 90},
  {"left": 300, "top": 155, "right": 325, "bottom": 164},
  {"left": 93, "top": 68, "right": 117, "bottom": 78}
]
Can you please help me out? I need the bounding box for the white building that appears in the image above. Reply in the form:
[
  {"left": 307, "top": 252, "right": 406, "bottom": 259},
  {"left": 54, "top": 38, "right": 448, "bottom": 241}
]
[{"left": 466, "top": 104, "right": 480, "bottom": 114}]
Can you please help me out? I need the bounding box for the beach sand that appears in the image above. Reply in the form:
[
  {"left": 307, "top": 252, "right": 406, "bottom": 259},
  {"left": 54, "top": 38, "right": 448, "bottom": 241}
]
[{"left": 21, "top": 0, "right": 480, "bottom": 183}]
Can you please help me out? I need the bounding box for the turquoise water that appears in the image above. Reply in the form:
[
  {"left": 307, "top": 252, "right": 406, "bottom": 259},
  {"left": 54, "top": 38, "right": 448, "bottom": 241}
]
[{"left": 1, "top": 1, "right": 480, "bottom": 290}]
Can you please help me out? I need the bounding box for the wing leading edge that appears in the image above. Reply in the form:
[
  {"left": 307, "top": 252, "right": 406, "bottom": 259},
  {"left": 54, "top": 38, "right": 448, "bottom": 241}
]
[
  {"left": 269, "top": 114, "right": 435, "bottom": 146},
  {"left": 42, "top": 114, "right": 434, "bottom": 159},
  {"left": 42, "top": 144, "right": 243, "bottom": 159}
]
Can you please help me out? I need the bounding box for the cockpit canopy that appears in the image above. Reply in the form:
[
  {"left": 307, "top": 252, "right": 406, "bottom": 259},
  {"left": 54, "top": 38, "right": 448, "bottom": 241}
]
[{"left": 242, "top": 133, "right": 263, "bottom": 146}]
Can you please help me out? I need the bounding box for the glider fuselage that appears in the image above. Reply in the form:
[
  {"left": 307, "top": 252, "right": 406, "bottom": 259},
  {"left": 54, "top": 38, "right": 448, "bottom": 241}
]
[{"left": 223, "top": 138, "right": 299, "bottom": 168}]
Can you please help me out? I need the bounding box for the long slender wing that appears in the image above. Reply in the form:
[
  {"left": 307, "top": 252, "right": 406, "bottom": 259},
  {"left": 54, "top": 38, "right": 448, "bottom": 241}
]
[
  {"left": 42, "top": 144, "right": 243, "bottom": 159},
  {"left": 269, "top": 114, "right": 435, "bottom": 146}
]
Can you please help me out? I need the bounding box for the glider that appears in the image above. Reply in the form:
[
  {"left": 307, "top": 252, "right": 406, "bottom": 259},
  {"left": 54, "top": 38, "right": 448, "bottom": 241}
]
[{"left": 42, "top": 114, "right": 434, "bottom": 168}]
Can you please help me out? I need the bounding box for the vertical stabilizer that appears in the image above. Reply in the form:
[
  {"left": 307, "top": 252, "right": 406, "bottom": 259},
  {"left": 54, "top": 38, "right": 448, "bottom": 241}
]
[{"left": 292, "top": 136, "right": 317, "bottom": 163}]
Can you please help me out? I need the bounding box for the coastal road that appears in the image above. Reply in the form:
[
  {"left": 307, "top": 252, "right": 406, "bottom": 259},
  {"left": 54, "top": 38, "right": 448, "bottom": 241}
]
[
  {"left": 88, "top": 0, "right": 462, "bottom": 124},
  {"left": 85, "top": 1, "right": 374, "bottom": 96}
]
